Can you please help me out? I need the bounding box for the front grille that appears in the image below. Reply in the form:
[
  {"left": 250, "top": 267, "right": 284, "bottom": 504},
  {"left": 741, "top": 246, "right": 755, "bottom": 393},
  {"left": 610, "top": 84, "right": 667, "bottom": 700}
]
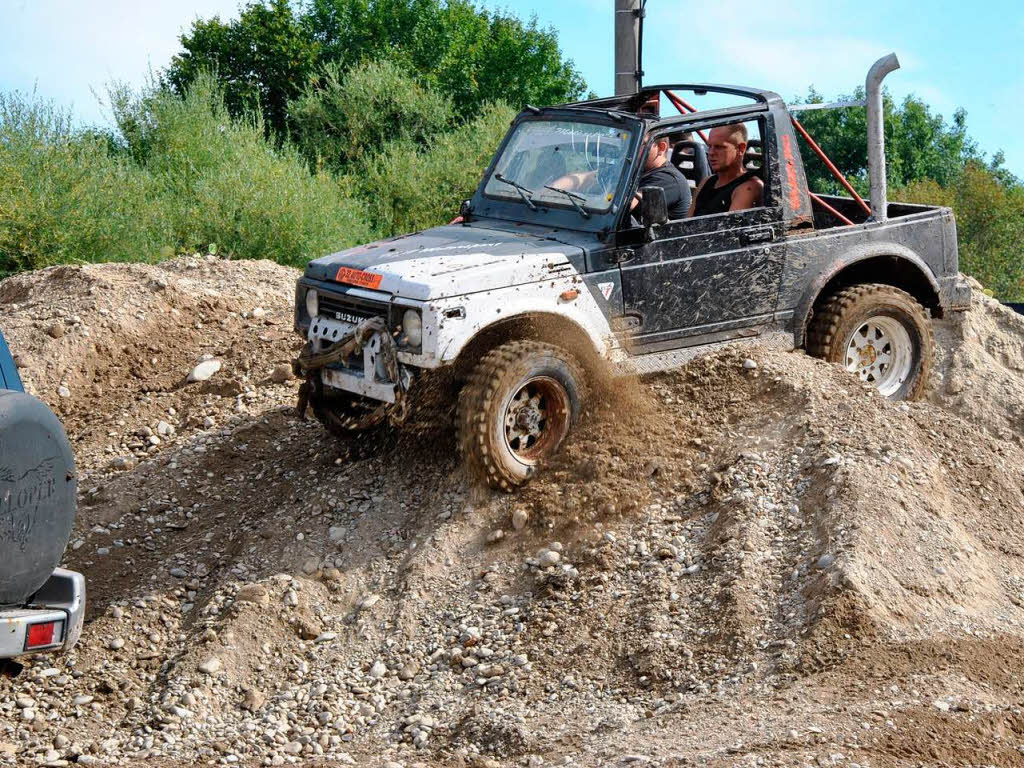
[{"left": 319, "top": 293, "right": 390, "bottom": 325}]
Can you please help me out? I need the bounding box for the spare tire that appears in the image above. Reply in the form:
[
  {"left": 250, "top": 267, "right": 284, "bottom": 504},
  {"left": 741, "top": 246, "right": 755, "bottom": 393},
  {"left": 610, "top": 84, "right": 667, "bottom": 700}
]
[{"left": 0, "top": 390, "right": 77, "bottom": 605}]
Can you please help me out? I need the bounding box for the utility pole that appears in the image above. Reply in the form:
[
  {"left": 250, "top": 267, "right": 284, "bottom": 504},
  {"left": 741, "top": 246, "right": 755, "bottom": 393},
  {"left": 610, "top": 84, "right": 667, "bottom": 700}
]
[{"left": 615, "top": 0, "right": 642, "bottom": 95}]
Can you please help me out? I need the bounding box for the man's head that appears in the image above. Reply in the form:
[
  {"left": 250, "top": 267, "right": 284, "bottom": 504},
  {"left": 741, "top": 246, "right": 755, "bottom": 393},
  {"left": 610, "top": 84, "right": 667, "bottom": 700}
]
[
  {"left": 644, "top": 135, "right": 671, "bottom": 172},
  {"left": 707, "top": 124, "right": 748, "bottom": 176}
]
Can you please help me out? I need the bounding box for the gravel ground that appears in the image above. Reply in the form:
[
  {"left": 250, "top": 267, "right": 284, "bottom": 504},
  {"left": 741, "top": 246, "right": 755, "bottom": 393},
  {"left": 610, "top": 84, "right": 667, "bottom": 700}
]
[{"left": 2, "top": 260, "right": 1024, "bottom": 767}]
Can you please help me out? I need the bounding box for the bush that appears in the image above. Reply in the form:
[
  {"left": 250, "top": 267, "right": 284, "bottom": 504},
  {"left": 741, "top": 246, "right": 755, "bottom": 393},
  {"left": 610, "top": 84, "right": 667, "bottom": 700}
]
[
  {"left": 897, "top": 163, "right": 1024, "bottom": 300},
  {"left": 112, "top": 73, "right": 373, "bottom": 264},
  {"left": 355, "top": 101, "right": 514, "bottom": 236},
  {"left": 0, "top": 92, "right": 169, "bottom": 274},
  {"left": 290, "top": 59, "right": 454, "bottom": 172}
]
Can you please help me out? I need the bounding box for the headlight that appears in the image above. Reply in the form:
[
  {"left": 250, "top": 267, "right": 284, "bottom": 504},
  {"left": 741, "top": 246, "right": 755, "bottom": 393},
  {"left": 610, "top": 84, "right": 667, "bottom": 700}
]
[
  {"left": 402, "top": 309, "right": 422, "bottom": 348},
  {"left": 305, "top": 289, "right": 319, "bottom": 318}
]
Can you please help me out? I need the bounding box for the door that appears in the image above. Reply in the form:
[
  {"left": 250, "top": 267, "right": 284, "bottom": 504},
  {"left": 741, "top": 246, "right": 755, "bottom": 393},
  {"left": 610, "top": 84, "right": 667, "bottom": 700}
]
[{"left": 617, "top": 206, "right": 786, "bottom": 350}]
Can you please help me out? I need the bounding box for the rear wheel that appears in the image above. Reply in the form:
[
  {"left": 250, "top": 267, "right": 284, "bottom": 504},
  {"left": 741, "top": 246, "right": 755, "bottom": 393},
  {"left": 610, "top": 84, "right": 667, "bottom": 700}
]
[
  {"left": 807, "top": 283, "right": 933, "bottom": 400},
  {"left": 458, "top": 341, "right": 586, "bottom": 491}
]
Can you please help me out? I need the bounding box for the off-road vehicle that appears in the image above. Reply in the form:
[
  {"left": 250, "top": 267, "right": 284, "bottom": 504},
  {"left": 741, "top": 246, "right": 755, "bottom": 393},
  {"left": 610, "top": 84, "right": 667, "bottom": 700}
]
[
  {"left": 293, "top": 56, "right": 970, "bottom": 490},
  {"left": 0, "top": 330, "right": 84, "bottom": 675}
]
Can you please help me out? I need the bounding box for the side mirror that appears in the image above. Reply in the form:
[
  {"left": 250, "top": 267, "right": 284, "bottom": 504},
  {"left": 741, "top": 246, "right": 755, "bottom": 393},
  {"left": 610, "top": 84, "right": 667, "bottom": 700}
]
[
  {"left": 458, "top": 199, "right": 473, "bottom": 222},
  {"left": 640, "top": 186, "right": 669, "bottom": 238}
]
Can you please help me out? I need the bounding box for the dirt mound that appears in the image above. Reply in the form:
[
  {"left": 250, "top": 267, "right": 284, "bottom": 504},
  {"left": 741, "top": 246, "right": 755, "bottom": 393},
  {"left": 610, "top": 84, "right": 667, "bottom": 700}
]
[{"left": 3, "top": 262, "right": 1024, "bottom": 767}]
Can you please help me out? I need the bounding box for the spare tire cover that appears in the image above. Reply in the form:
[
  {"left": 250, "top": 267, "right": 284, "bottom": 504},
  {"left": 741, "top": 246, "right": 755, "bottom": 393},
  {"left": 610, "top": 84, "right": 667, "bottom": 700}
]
[{"left": 0, "top": 390, "right": 77, "bottom": 605}]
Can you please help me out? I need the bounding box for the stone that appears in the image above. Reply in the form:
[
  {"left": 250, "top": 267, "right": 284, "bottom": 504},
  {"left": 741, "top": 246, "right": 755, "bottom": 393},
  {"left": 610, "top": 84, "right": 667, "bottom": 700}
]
[
  {"left": 369, "top": 660, "right": 387, "bottom": 678},
  {"left": 398, "top": 662, "right": 419, "bottom": 681},
  {"left": 199, "top": 656, "right": 222, "bottom": 675},
  {"left": 156, "top": 420, "right": 175, "bottom": 436},
  {"left": 816, "top": 553, "right": 836, "bottom": 570},
  {"left": 202, "top": 416, "right": 216, "bottom": 428},
  {"left": 511, "top": 509, "right": 529, "bottom": 531},
  {"left": 241, "top": 688, "right": 265, "bottom": 711},
  {"left": 187, "top": 359, "right": 222, "bottom": 383},
  {"left": 110, "top": 456, "right": 135, "bottom": 471},
  {"left": 107, "top": 638, "right": 125, "bottom": 651},
  {"left": 270, "top": 364, "right": 293, "bottom": 383},
  {"left": 329, "top": 526, "right": 345, "bottom": 543},
  {"left": 169, "top": 567, "right": 188, "bottom": 579},
  {"left": 743, "top": 358, "right": 758, "bottom": 370},
  {"left": 537, "top": 550, "right": 561, "bottom": 568},
  {"left": 486, "top": 530, "right": 505, "bottom": 545},
  {"left": 234, "top": 585, "right": 269, "bottom": 606},
  {"left": 57, "top": 385, "right": 71, "bottom": 398},
  {"left": 47, "top": 322, "right": 66, "bottom": 339}
]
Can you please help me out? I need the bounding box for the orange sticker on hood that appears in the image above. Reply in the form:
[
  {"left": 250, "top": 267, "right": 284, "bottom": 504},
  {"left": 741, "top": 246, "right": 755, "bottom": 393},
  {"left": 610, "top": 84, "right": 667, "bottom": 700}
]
[{"left": 335, "top": 267, "right": 383, "bottom": 289}]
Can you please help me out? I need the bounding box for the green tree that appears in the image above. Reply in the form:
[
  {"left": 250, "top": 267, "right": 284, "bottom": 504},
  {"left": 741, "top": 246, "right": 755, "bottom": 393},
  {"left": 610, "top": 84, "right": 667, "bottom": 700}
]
[
  {"left": 165, "top": 0, "right": 586, "bottom": 138},
  {"left": 165, "top": 0, "right": 318, "bottom": 139},
  {"left": 289, "top": 58, "right": 454, "bottom": 171},
  {"left": 794, "top": 88, "right": 977, "bottom": 194}
]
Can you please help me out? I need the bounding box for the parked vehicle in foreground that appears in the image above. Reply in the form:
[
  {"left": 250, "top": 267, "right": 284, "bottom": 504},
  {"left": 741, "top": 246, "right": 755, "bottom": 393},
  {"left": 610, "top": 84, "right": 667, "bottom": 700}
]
[
  {"left": 0, "top": 331, "right": 84, "bottom": 676},
  {"left": 293, "top": 57, "right": 971, "bottom": 491}
]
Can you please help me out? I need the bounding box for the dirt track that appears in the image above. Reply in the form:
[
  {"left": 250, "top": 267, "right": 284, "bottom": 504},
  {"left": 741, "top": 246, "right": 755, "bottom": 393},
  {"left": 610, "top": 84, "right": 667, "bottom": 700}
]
[{"left": 2, "top": 258, "right": 1024, "bottom": 767}]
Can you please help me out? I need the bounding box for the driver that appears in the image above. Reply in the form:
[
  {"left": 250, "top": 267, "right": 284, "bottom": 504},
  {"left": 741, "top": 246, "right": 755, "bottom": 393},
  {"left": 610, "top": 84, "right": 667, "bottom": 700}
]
[
  {"left": 631, "top": 134, "right": 690, "bottom": 220},
  {"left": 551, "top": 133, "right": 690, "bottom": 220}
]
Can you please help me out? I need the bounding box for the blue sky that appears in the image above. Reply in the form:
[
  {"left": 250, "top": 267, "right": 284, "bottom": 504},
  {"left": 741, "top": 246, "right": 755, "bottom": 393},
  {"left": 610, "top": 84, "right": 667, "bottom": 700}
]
[{"left": 2, "top": 0, "right": 1021, "bottom": 176}]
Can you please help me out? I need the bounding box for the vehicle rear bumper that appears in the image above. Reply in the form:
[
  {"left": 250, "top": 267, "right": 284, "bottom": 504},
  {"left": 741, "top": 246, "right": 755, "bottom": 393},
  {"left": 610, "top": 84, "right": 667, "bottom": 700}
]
[
  {"left": 940, "top": 274, "right": 972, "bottom": 311},
  {"left": 0, "top": 568, "right": 85, "bottom": 658}
]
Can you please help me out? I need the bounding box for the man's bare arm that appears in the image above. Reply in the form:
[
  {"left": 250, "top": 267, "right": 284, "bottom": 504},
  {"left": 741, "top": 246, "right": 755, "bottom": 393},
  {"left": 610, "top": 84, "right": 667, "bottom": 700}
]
[
  {"left": 687, "top": 177, "right": 708, "bottom": 217},
  {"left": 729, "top": 177, "right": 764, "bottom": 212}
]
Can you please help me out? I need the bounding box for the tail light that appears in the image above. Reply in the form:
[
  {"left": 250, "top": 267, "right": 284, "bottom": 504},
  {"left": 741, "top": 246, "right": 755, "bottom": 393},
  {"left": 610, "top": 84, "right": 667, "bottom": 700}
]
[{"left": 25, "top": 620, "right": 64, "bottom": 651}]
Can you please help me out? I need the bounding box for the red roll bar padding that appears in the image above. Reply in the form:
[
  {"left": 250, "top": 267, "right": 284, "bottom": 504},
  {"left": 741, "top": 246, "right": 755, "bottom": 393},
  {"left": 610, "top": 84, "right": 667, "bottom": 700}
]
[
  {"left": 791, "top": 117, "right": 871, "bottom": 217},
  {"left": 663, "top": 91, "right": 710, "bottom": 143},
  {"left": 809, "top": 192, "right": 855, "bottom": 226}
]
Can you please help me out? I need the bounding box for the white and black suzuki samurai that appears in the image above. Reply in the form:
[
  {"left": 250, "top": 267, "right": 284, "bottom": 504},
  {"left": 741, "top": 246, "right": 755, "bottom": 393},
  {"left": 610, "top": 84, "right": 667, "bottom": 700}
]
[{"left": 294, "top": 63, "right": 970, "bottom": 491}]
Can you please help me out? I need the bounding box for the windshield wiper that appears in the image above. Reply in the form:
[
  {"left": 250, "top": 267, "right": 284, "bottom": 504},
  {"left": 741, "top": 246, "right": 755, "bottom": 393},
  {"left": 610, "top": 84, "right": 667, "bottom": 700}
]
[
  {"left": 544, "top": 185, "right": 592, "bottom": 219},
  {"left": 494, "top": 173, "right": 537, "bottom": 210}
]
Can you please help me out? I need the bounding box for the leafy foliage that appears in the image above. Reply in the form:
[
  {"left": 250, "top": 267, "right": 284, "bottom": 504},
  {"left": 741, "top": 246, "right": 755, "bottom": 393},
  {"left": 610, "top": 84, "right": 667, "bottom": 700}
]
[
  {"left": 166, "top": 0, "right": 586, "bottom": 137},
  {"left": 795, "top": 88, "right": 979, "bottom": 195},
  {"left": 290, "top": 59, "right": 454, "bottom": 171},
  {"left": 354, "top": 100, "right": 514, "bottom": 235}
]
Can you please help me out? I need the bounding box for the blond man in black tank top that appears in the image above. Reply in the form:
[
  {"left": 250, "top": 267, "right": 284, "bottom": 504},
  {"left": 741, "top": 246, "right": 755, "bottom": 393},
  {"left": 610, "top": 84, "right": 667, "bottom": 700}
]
[{"left": 688, "top": 124, "right": 764, "bottom": 217}]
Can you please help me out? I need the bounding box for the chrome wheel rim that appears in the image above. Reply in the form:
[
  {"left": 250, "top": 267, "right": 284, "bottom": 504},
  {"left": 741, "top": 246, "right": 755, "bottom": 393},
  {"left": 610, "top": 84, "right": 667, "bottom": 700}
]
[
  {"left": 843, "top": 316, "right": 913, "bottom": 397},
  {"left": 502, "top": 376, "right": 570, "bottom": 464}
]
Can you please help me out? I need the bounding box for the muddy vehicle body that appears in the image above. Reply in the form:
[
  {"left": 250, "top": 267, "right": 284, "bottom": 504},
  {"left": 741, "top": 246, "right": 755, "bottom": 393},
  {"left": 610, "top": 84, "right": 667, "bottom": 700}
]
[
  {"left": 0, "top": 330, "right": 84, "bottom": 674},
  {"left": 294, "top": 69, "right": 970, "bottom": 490}
]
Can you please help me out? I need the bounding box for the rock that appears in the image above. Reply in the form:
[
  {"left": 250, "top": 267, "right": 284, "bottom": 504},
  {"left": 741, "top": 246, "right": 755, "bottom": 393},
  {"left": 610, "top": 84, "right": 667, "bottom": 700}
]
[
  {"left": 187, "top": 359, "right": 222, "bottom": 382},
  {"left": 252, "top": 307, "right": 267, "bottom": 318},
  {"left": 72, "top": 695, "right": 94, "bottom": 706},
  {"left": 109, "top": 456, "right": 136, "bottom": 471},
  {"left": 398, "top": 662, "right": 419, "bottom": 681},
  {"left": 57, "top": 385, "right": 71, "bottom": 398},
  {"left": 486, "top": 529, "right": 505, "bottom": 545},
  {"left": 933, "top": 699, "right": 951, "bottom": 712},
  {"left": 329, "top": 526, "right": 345, "bottom": 543},
  {"left": 234, "top": 585, "right": 269, "bottom": 606},
  {"left": 199, "top": 656, "right": 222, "bottom": 675},
  {"left": 314, "top": 632, "right": 337, "bottom": 644},
  {"left": 743, "top": 358, "right": 758, "bottom": 369},
  {"left": 270, "top": 364, "right": 293, "bottom": 383},
  {"left": 156, "top": 420, "right": 175, "bottom": 436},
  {"left": 283, "top": 741, "right": 303, "bottom": 755},
  {"left": 656, "top": 545, "right": 677, "bottom": 560},
  {"left": 511, "top": 509, "right": 529, "bottom": 531},
  {"left": 816, "top": 553, "right": 836, "bottom": 570},
  {"left": 369, "top": 660, "right": 387, "bottom": 678},
  {"left": 47, "top": 321, "right": 66, "bottom": 339},
  {"left": 169, "top": 567, "right": 188, "bottom": 579},
  {"left": 148, "top": 435, "right": 161, "bottom": 446},
  {"left": 241, "top": 688, "right": 265, "bottom": 711},
  {"left": 107, "top": 638, "right": 125, "bottom": 651},
  {"left": 537, "top": 549, "right": 561, "bottom": 567},
  {"left": 202, "top": 416, "right": 216, "bottom": 428}
]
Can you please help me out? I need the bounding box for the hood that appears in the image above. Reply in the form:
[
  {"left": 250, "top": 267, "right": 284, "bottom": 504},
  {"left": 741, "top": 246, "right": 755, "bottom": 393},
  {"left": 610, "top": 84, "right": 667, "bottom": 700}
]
[{"left": 305, "top": 224, "right": 584, "bottom": 300}]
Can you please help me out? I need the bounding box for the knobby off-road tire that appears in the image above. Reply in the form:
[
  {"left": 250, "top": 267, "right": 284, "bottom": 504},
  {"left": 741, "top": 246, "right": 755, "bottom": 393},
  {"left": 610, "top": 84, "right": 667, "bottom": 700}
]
[
  {"left": 458, "top": 341, "right": 587, "bottom": 492},
  {"left": 807, "top": 283, "right": 934, "bottom": 400}
]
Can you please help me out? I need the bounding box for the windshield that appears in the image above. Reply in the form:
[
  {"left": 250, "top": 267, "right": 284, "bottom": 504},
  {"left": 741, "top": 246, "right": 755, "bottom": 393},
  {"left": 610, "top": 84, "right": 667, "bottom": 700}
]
[{"left": 484, "top": 120, "right": 633, "bottom": 214}]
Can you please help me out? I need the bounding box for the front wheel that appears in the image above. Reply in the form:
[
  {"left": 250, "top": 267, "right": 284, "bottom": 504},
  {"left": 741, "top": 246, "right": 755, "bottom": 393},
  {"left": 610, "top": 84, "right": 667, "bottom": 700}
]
[
  {"left": 458, "top": 341, "right": 586, "bottom": 491},
  {"left": 807, "top": 283, "right": 933, "bottom": 400}
]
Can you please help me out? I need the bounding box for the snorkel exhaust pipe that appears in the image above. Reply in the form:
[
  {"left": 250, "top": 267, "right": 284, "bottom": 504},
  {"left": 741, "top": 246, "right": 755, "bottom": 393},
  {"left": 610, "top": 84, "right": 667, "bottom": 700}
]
[{"left": 866, "top": 53, "right": 900, "bottom": 222}]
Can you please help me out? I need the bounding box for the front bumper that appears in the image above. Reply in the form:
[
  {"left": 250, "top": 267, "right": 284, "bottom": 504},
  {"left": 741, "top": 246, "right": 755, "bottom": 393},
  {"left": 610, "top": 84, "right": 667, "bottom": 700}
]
[
  {"left": 0, "top": 568, "right": 85, "bottom": 659},
  {"left": 307, "top": 315, "right": 412, "bottom": 404}
]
